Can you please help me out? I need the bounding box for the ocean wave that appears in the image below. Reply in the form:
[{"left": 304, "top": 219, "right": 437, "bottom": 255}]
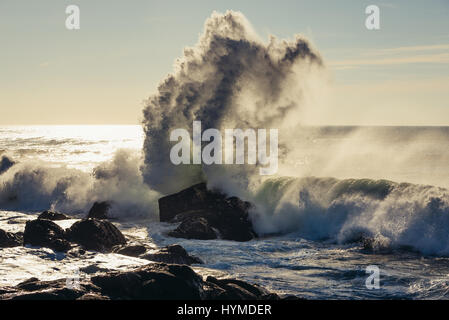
[
  {"left": 0, "top": 150, "right": 160, "bottom": 219},
  {"left": 251, "top": 176, "right": 449, "bottom": 256}
]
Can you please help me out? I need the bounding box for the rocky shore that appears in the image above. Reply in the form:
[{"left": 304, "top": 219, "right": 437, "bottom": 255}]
[
  {"left": 0, "top": 183, "right": 292, "bottom": 300},
  {"left": 0, "top": 262, "right": 285, "bottom": 300}
]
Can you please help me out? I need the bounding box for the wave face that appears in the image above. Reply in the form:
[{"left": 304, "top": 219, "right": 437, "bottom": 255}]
[
  {"left": 142, "top": 10, "right": 324, "bottom": 195},
  {"left": 252, "top": 176, "right": 449, "bottom": 256}
]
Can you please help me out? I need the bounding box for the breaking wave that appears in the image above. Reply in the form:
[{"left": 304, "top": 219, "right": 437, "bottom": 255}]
[
  {"left": 251, "top": 176, "right": 449, "bottom": 256},
  {"left": 0, "top": 150, "right": 160, "bottom": 219},
  {"left": 142, "top": 10, "right": 325, "bottom": 195}
]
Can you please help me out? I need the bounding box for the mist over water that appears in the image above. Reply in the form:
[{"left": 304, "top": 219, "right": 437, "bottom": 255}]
[{"left": 0, "top": 126, "right": 160, "bottom": 218}]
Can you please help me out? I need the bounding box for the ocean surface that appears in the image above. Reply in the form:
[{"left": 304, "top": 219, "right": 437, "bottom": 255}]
[{"left": 2, "top": 125, "right": 449, "bottom": 299}]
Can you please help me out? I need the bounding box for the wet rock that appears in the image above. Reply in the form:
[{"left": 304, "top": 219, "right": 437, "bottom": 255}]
[
  {"left": 0, "top": 229, "right": 22, "bottom": 248},
  {"left": 23, "top": 219, "right": 71, "bottom": 252},
  {"left": 10, "top": 288, "right": 85, "bottom": 300},
  {"left": 38, "top": 211, "right": 71, "bottom": 221},
  {"left": 87, "top": 201, "right": 111, "bottom": 219},
  {"left": 361, "top": 235, "right": 392, "bottom": 253},
  {"left": 65, "top": 219, "right": 126, "bottom": 253},
  {"left": 159, "top": 183, "right": 257, "bottom": 241},
  {"left": 0, "top": 263, "right": 282, "bottom": 300},
  {"left": 91, "top": 263, "right": 203, "bottom": 300},
  {"left": 159, "top": 183, "right": 214, "bottom": 222},
  {"left": 140, "top": 244, "right": 203, "bottom": 265},
  {"left": 77, "top": 293, "right": 110, "bottom": 300},
  {"left": 8, "top": 278, "right": 91, "bottom": 300},
  {"left": 168, "top": 216, "right": 217, "bottom": 240},
  {"left": 204, "top": 276, "right": 277, "bottom": 300},
  {"left": 16, "top": 277, "right": 65, "bottom": 292},
  {"left": 67, "top": 247, "right": 87, "bottom": 258},
  {"left": 282, "top": 295, "right": 306, "bottom": 300},
  {"left": 79, "top": 265, "right": 112, "bottom": 275},
  {"left": 112, "top": 244, "right": 147, "bottom": 257}
]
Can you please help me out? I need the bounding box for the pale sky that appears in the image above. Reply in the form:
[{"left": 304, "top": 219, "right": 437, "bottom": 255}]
[{"left": 0, "top": 0, "right": 448, "bottom": 125}]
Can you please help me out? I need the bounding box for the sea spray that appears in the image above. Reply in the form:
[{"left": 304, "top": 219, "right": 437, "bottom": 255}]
[
  {"left": 252, "top": 176, "right": 449, "bottom": 256},
  {"left": 0, "top": 150, "right": 160, "bottom": 218},
  {"left": 142, "top": 10, "right": 324, "bottom": 195}
]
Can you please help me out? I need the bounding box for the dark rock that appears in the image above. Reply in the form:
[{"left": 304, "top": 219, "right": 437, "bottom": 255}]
[
  {"left": 94, "top": 263, "right": 204, "bottom": 300},
  {"left": 91, "top": 271, "right": 144, "bottom": 299},
  {"left": 77, "top": 293, "right": 110, "bottom": 300},
  {"left": 67, "top": 247, "right": 87, "bottom": 258},
  {"left": 159, "top": 183, "right": 214, "bottom": 222},
  {"left": 140, "top": 244, "right": 203, "bottom": 265},
  {"left": 23, "top": 219, "right": 71, "bottom": 252},
  {"left": 282, "top": 295, "right": 306, "bottom": 300},
  {"left": 0, "top": 156, "right": 15, "bottom": 175},
  {"left": 38, "top": 211, "right": 71, "bottom": 221},
  {"left": 0, "top": 263, "right": 281, "bottom": 300},
  {"left": 0, "top": 287, "right": 17, "bottom": 295},
  {"left": 204, "top": 276, "right": 277, "bottom": 300},
  {"left": 10, "top": 288, "right": 85, "bottom": 300},
  {"left": 168, "top": 217, "right": 217, "bottom": 240},
  {"left": 113, "top": 244, "right": 147, "bottom": 257},
  {"left": 87, "top": 201, "right": 111, "bottom": 219},
  {"left": 0, "top": 229, "right": 22, "bottom": 247},
  {"left": 65, "top": 219, "right": 126, "bottom": 253},
  {"left": 1, "top": 277, "right": 89, "bottom": 300},
  {"left": 159, "top": 183, "right": 257, "bottom": 241},
  {"left": 361, "top": 236, "right": 392, "bottom": 253},
  {"left": 79, "top": 265, "right": 111, "bottom": 275},
  {"left": 17, "top": 278, "right": 65, "bottom": 292}
]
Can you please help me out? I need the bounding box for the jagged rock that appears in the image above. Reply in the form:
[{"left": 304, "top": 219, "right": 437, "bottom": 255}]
[
  {"left": 87, "top": 201, "right": 111, "bottom": 219},
  {"left": 140, "top": 244, "right": 203, "bottom": 265},
  {"left": 23, "top": 219, "right": 71, "bottom": 252},
  {"left": 159, "top": 183, "right": 257, "bottom": 241},
  {"left": 0, "top": 263, "right": 284, "bottom": 300},
  {"left": 112, "top": 244, "right": 147, "bottom": 257},
  {"left": 168, "top": 217, "right": 217, "bottom": 240},
  {"left": 159, "top": 183, "right": 213, "bottom": 222},
  {"left": 65, "top": 219, "right": 126, "bottom": 253},
  {"left": 38, "top": 211, "right": 71, "bottom": 221},
  {"left": 0, "top": 229, "right": 22, "bottom": 248}
]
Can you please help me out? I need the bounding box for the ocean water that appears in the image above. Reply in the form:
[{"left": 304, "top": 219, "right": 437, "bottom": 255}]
[{"left": 2, "top": 125, "right": 449, "bottom": 299}]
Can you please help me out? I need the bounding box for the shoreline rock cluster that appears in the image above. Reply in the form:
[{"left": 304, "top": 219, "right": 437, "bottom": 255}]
[
  {"left": 0, "top": 262, "right": 287, "bottom": 300},
  {"left": 0, "top": 184, "right": 291, "bottom": 300},
  {"left": 160, "top": 183, "right": 257, "bottom": 242},
  {"left": 1, "top": 211, "right": 204, "bottom": 265}
]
